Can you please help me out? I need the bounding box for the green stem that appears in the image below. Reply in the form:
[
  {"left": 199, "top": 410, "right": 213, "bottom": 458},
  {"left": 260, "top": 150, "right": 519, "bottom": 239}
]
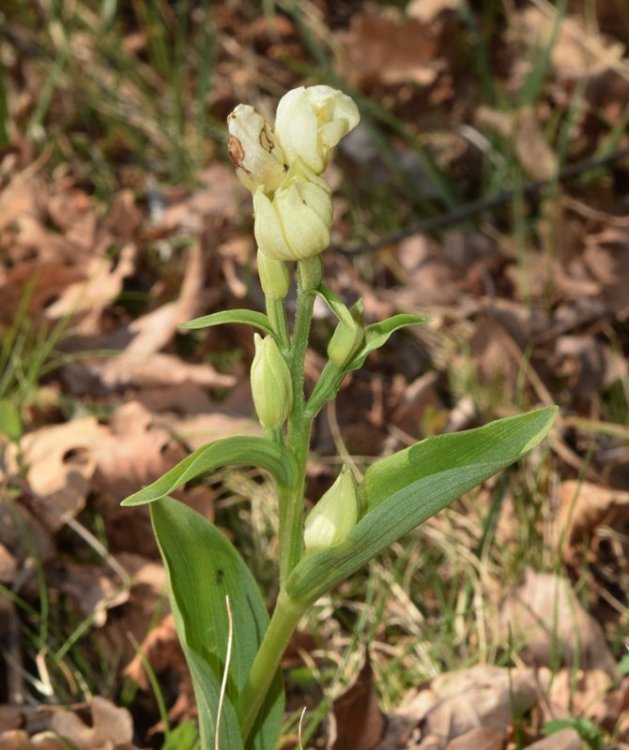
[
  {"left": 278, "top": 274, "right": 316, "bottom": 587},
  {"left": 280, "top": 419, "right": 311, "bottom": 585},
  {"left": 266, "top": 296, "right": 290, "bottom": 352},
  {"left": 238, "top": 591, "right": 308, "bottom": 741},
  {"left": 306, "top": 362, "right": 343, "bottom": 419},
  {"left": 245, "top": 260, "right": 318, "bottom": 737}
]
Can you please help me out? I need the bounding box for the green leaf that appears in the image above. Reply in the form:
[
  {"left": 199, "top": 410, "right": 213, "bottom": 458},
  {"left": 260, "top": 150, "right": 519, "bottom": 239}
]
[
  {"left": 152, "top": 497, "right": 283, "bottom": 750},
  {"left": 305, "top": 313, "right": 429, "bottom": 417},
  {"left": 360, "top": 406, "right": 556, "bottom": 510},
  {"left": 618, "top": 653, "right": 629, "bottom": 676},
  {"left": 121, "top": 437, "right": 297, "bottom": 506},
  {"left": 287, "top": 407, "right": 557, "bottom": 602},
  {"left": 163, "top": 720, "right": 199, "bottom": 750},
  {"left": 181, "top": 310, "right": 273, "bottom": 335},
  {"left": 346, "top": 314, "right": 430, "bottom": 371},
  {"left": 543, "top": 717, "right": 605, "bottom": 749},
  {"left": 189, "top": 648, "right": 244, "bottom": 750},
  {"left": 315, "top": 285, "right": 355, "bottom": 328}
]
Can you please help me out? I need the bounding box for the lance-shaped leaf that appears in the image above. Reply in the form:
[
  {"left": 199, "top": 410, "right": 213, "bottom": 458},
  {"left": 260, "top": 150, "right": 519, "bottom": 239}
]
[
  {"left": 152, "top": 497, "right": 283, "bottom": 750},
  {"left": 287, "top": 407, "right": 557, "bottom": 602},
  {"left": 181, "top": 309, "right": 274, "bottom": 335},
  {"left": 121, "top": 437, "right": 297, "bottom": 506},
  {"left": 346, "top": 314, "right": 430, "bottom": 372},
  {"left": 306, "top": 313, "right": 430, "bottom": 416},
  {"left": 316, "top": 284, "right": 356, "bottom": 328}
]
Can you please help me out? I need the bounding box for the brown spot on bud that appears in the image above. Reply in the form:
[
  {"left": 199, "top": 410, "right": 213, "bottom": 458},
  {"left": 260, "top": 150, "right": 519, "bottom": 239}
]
[
  {"left": 227, "top": 135, "right": 245, "bottom": 168},
  {"left": 259, "top": 126, "right": 274, "bottom": 153}
]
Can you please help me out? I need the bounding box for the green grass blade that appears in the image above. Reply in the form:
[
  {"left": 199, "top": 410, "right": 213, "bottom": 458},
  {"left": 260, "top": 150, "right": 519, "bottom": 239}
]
[
  {"left": 518, "top": 0, "right": 568, "bottom": 106},
  {"left": 0, "top": 61, "right": 10, "bottom": 146}
]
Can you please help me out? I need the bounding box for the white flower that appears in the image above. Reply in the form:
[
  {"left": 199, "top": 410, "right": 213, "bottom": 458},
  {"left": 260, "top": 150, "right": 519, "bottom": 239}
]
[
  {"left": 227, "top": 104, "right": 286, "bottom": 192},
  {"left": 274, "top": 85, "right": 360, "bottom": 174},
  {"left": 227, "top": 86, "right": 359, "bottom": 262}
]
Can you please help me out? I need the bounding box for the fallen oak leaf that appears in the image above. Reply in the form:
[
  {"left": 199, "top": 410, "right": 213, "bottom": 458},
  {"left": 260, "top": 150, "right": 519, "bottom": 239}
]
[
  {"left": 92, "top": 352, "right": 235, "bottom": 392},
  {"left": 56, "top": 561, "right": 129, "bottom": 628},
  {"left": 0, "top": 262, "right": 85, "bottom": 325},
  {"left": 333, "top": 651, "right": 386, "bottom": 750},
  {"left": 91, "top": 400, "right": 187, "bottom": 506},
  {"left": 516, "top": 7, "right": 625, "bottom": 79},
  {"left": 337, "top": 12, "right": 447, "bottom": 88},
  {"left": 97, "top": 553, "right": 167, "bottom": 666},
  {"left": 444, "top": 727, "right": 504, "bottom": 750},
  {"left": 498, "top": 569, "right": 618, "bottom": 675},
  {"left": 124, "top": 613, "right": 195, "bottom": 728},
  {"left": 0, "top": 730, "right": 67, "bottom": 750},
  {"left": 49, "top": 697, "right": 134, "bottom": 750},
  {"left": 20, "top": 417, "right": 100, "bottom": 531},
  {"left": 0, "top": 706, "right": 22, "bottom": 733},
  {"left": 44, "top": 245, "right": 137, "bottom": 333},
  {"left": 555, "top": 480, "right": 629, "bottom": 555},
  {"left": 525, "top": 728, "right": 582, "bottom": 750},
  {"left": 122, "top": 239, "right": 205, "bottom": 357},
  {"left": 391, "top": 664, "right": 538, "bottom": 744},
  {"left": 19, "top": 401, "right": 188, "bottom": 529},
  {"left": 540, "top": 667, "right": 629, "bottom": 734},
  {"left": 59, "top": 240, "right": 235, "bottom": 393}
]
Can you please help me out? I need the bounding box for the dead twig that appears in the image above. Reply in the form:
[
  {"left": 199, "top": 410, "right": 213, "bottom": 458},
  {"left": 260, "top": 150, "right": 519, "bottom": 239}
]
[{"left": 340, "top": 147, "right": 629, "bottom": 255}]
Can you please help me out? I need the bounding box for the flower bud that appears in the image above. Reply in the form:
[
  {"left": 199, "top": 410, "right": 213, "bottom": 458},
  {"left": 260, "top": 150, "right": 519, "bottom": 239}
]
[
  {"left": 227, "top": 104, "right": 287, "bottom": 192},
  {"left": 275, "top": 85, "right": 360, "bottom": 174},
  {"left": 250, "top": 334, "right": 292, "bottom": 429},
  {"left": 304, "top": 466, "right": 359, "bottom": 550},
  {"left": 327, "top": 300, "right": 364, "bottom": 368},
  {"left": 253, "top": 164, "right": 333, "bottom": 262},
  {"left": 257, "top": 250, "right": 291, "bottom": 299}
]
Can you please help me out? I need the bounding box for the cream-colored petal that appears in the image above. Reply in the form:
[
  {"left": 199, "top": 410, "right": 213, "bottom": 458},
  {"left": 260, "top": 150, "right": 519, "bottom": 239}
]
[
  {"left": 319, "top": 120, "right": 349, "bottom": 151},
  {"left": 275, "top": 87, "right": 325, "bottom": 174},
  {"left": 306, "top": 86, "right": 360, "bottom": 139},
  {"left": 276, "top": 180, "right": 331, "bottom": 260},
  {"left": 296, "top": 173, "right": 333, "bottom": 225},
  {"left": 276, "top": 86, "right": 360, "bottom": 173},
  {"left": 227, "top": 104, "right": 286, "bottom": 191},
  {"left": 253, "top": 188, "right": 294, "bottom": 261}
]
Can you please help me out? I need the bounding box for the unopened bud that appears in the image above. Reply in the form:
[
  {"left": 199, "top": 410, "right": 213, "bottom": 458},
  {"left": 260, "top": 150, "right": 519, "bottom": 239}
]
[
  {"left": 257, "top": 251, "right": 291, "bottom": 299},
  {"left": 327, "top": 300, "right": 364, "bottom": 368},
  {"left": 227, "top": 104, "right": 286, "bottom": 192},
  {"left": 304, "top": 466, "right": 359, "bottom": 550},
  {"left": 251, "top": 334, "right": 292, "bottom": 429},
  {"left": 253, "top": 164, "right": 332, "bottom": 262}
]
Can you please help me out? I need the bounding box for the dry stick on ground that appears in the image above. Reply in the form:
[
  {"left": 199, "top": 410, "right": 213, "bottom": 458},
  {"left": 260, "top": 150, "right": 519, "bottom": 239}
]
[{"left": 340, "top": 147, "right": 629, "bottom": 256}]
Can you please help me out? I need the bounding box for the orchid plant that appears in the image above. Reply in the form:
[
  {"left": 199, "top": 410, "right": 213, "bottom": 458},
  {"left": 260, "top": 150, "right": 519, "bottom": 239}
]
[{"left": 122, "top": 85, "right": 557, "bottom": 750}]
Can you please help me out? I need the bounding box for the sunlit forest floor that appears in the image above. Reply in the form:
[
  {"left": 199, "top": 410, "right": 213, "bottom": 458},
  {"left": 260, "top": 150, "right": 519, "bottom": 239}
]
[{"left": 0, "top": 1, "right": 628, "bottom": 748}]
